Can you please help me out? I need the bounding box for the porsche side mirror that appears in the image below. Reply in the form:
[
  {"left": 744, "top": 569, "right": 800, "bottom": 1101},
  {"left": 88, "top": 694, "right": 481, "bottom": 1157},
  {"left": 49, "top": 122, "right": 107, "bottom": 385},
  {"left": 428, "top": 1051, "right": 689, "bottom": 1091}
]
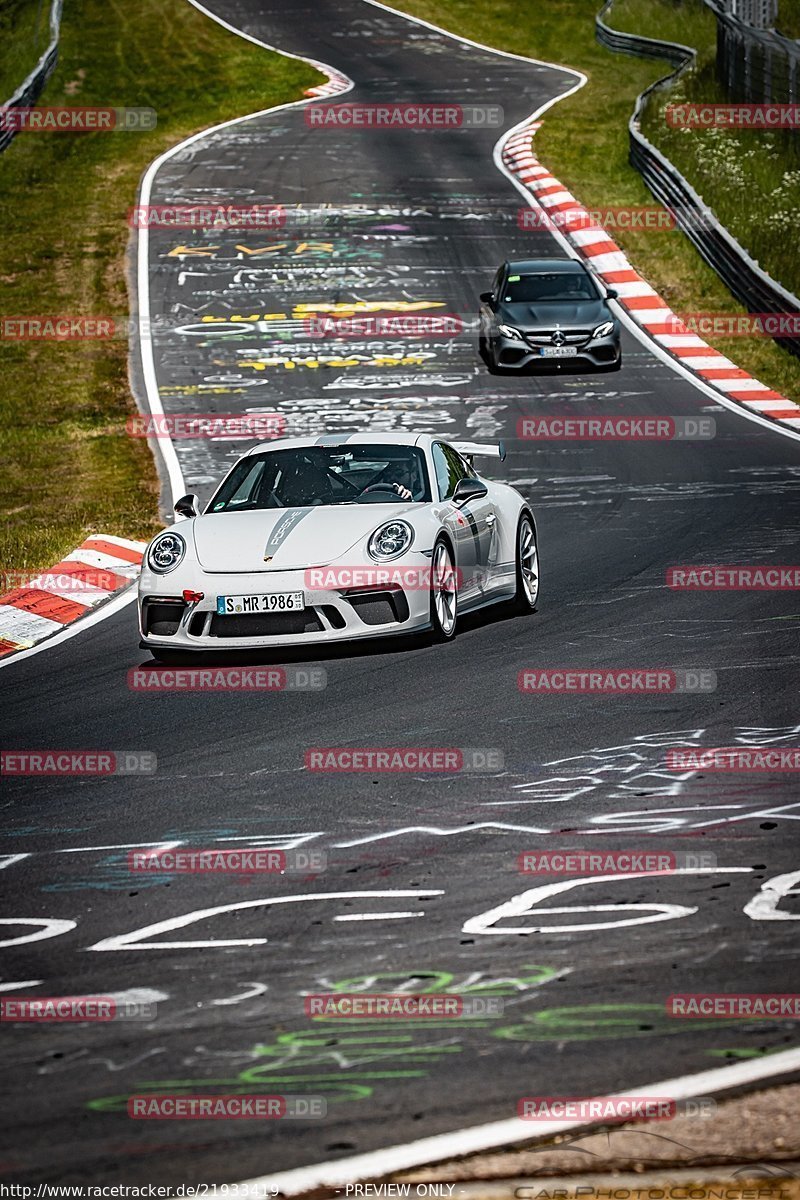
[
  {"left": 452, "top": 478, "right": 489, "bottom": 506},
  {"left": 174, "top": 493, "right": 200, "bottom": 519},
  {"left": 606, "top": 288, "right": 619, "bottom": 299}
]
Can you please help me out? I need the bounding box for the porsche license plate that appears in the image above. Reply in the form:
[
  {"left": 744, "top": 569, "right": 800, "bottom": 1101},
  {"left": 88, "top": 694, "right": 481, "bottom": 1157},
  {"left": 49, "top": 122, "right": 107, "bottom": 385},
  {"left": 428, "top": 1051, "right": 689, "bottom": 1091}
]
[
  {"left": 539, "top": 346, "right": 578, "bottom": 358},
  {"left": 216, "top": 592, "right": 304, "bottom": 615}
]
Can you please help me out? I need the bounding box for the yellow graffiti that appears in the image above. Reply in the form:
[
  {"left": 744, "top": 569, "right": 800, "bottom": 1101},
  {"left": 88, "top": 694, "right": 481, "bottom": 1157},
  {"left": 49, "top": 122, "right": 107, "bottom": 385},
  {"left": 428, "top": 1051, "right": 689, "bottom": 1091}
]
[
  {"left": 165, "top": 245, "right": 220, "bottom": 257},
  {"left": 160, "top": 386, "right": 247, "bottom": 395},
  {"left": 293, "top": 301, "right": 445, "bottom": 315},
  {"left": 167, "top": 242, "right": 340, "bottom": 259},
  {"left": 192, "top": 303, "right": 445, "bottom": 323},
  {"left": 236, "top": 354, "right": 434, "bottom": 371},
  {"left": 234, "top": 241, "right": 336, "bottom": 256},
  {"left": 198, "top": 314, "right": 287, "bottom": 324}
]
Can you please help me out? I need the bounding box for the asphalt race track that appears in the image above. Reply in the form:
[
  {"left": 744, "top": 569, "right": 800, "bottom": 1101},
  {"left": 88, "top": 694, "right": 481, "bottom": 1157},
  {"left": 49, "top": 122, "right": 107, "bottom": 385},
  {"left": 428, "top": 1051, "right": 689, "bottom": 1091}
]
[{"left": 2, "top": 0, "right": 799, "bottom": 1186}]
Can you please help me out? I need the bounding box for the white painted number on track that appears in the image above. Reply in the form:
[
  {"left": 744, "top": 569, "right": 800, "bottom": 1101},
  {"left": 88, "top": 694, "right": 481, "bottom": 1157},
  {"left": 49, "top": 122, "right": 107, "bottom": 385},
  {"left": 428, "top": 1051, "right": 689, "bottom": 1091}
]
[
  {"left": 0, "top": 918, "right": 77, "bottom": 947},
  {"left": 86, "top": 891, "right": 444, "bottom": 951},
  {"left": 462, "top": 869, "right": 753, "bottom": 935},
  {"left": 744, "top": 869, "right": 800, "bottom": 921}
]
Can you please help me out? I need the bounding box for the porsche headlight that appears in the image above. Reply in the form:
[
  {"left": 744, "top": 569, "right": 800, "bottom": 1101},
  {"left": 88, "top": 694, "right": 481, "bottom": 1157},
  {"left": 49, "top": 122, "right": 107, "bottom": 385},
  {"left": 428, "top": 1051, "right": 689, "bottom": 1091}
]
[
  {"left": 368, "top": 520, "right": 413, "bottom": 561},
  {"left": 593, "top": 320, "right": 615, "bottom": 338},
  {"left": 498, "top": 324, "right": 523, "bottom": 340},
  {"left": 147, "top": 531, "right": 186, "bottom": 574}
]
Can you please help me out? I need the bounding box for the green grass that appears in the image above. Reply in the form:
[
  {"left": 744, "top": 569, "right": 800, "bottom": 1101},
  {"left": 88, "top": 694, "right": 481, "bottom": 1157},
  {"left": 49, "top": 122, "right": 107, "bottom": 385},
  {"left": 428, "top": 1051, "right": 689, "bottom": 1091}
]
[
  {"left": 0, "top": 0, "right": 322, "bottom": 575},
  {"left": 0, "top": 0, "right": 51, "bottom": 100},
  {"left": 776, "top": 2, "right": 800, "bottom": 39},
  {"left": 606, "top": 0, "right": 711, "bottom": 44},
  {"left": 390, "top": 0, "right": 800, "bottom": 408},
  {"left": 614, "top": 0, "right": 800, "bottom": 302}
]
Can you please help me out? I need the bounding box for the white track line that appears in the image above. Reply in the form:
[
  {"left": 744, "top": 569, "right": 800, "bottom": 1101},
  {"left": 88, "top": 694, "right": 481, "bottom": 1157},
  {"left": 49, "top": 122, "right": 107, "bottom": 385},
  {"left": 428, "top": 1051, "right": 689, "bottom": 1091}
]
[
  {"left": 239, "top": 1045, "right": 800, "bottom": 1194},
  {"left": 1, "top": 7, "right": 355, "bottom": 668},
  {"left": 136, "top": 0, "right": 355, "bottom": 508}
]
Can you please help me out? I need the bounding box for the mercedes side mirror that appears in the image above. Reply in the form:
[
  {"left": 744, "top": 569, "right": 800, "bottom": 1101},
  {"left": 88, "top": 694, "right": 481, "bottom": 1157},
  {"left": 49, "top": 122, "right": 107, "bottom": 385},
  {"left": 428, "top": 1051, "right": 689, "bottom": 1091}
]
[
  {"left": 479, "top": 291, "right": 494, "bottom": 304},
  {"left": 174, "top": 493, "right": 200, "bottom": 519},
  {"left": 606, "top": 288, "right": 619, "bottom": 299},
  {"left": 452, "top": 478, "right": 489, "bottom": 506}
]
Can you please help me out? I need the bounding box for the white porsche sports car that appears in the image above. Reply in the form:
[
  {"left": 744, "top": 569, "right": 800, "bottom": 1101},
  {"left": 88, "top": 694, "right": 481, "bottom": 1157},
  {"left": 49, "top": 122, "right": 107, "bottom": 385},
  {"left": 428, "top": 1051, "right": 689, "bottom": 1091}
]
[{"left": 138, "top": 433, "right": 539, "bottom": 659}]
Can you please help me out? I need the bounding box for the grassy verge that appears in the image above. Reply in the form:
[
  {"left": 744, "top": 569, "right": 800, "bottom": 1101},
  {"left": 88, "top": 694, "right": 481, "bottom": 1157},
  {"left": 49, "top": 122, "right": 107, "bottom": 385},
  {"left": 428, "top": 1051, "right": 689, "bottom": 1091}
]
[
  {"left": 614, "top": 0, "right": 800, "bottom": 302},
  {"left": 389, "top": 0, "right": 800, "bottom": 408},
  {"left": 776, "top": 3, "right": 800, "bottom": 39},
  {"left": 0, "top": 0, "right": 50, "bottom": 100},
  {"left": 0, "top": 0, "right": 321, "bottom": 576}
]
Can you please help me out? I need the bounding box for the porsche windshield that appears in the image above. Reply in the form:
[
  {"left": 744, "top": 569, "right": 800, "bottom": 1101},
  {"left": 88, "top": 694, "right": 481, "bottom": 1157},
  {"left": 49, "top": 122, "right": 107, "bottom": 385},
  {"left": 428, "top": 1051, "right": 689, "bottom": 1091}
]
[
  {"left": 503, "top": 271, "right": 597, "bottom": 303},
  {"left": 209, "top": 444, "right": 432, "bottom": 511}
]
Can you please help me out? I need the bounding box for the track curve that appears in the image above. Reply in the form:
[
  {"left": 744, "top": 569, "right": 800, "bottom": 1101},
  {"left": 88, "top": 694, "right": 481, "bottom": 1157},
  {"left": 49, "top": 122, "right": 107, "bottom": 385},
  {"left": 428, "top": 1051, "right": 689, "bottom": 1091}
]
[{"left": 2, "top": 0, "right": 799, "bottom": 1185}]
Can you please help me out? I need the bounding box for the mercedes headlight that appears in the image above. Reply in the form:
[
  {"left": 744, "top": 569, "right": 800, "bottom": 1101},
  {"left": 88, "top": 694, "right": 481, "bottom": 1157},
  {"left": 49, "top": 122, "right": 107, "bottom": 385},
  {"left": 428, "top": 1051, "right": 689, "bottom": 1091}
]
[
  {"left": 147, "top": 531, "right": 186, "bottom": 574},
  {"left": 498, "top": 324, "right": 523, "bottom": 340},
  {"left": 593, "top": 320, "right": 615, "bottom": 338},
  {"left": 368, "top": 520, "right": 413, "bottom": 561}
]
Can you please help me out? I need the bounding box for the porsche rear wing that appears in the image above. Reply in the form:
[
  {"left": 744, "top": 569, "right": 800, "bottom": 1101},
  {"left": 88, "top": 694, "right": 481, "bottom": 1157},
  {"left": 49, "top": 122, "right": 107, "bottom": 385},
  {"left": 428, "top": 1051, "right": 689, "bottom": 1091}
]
[{"left": 451, "top": 440, "right": 507, "bottom": 466}]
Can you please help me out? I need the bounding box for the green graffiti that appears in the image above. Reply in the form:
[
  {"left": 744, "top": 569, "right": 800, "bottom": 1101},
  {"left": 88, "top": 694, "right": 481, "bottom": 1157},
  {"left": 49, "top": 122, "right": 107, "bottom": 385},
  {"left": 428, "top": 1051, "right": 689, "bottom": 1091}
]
[
  {"left": 493, "top": 1004, "right": 757, "bottom": 1042},
  {"left": 322, "top": 965, "right": 560, "bottom": 995},
  {"left": 87, "top": 1021, "right": 467, "bottom": 1113}
]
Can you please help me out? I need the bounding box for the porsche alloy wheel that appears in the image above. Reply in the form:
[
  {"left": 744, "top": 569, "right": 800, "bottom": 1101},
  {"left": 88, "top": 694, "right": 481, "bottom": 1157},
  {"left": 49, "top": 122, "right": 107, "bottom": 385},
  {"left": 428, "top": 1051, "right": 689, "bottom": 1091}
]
[
  {"left": 430, "top": 537, "right": 457, "bottom": 641},
  {"left": 514, "top": 512, "right": 539, "bottom": 612}
]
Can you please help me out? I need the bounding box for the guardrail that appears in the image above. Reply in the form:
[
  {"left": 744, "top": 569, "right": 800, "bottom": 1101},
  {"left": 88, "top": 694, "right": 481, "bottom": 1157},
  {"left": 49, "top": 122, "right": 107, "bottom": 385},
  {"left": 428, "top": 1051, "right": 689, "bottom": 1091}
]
[
  {"left": 710, "top": 1, "right": 799, "bottom": 104},
  {"left": 595, "top": 0, "right": 800, "bottom": 359},
  {"left": 0, "top": 0, "right": 64, "bottom": 154}
]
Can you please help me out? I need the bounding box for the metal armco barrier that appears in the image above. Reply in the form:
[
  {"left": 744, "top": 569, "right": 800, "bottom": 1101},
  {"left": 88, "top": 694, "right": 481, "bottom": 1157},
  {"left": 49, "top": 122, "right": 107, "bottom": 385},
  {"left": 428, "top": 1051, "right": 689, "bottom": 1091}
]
[
  {"left": 596, "top": 0, "right": 800, "bottom": 360},
  {"left": 712, "top": 2, "right": 799, "bottom": 104},
  {"left": 1, "top": 0, "right": 64, "bottom": 154}
]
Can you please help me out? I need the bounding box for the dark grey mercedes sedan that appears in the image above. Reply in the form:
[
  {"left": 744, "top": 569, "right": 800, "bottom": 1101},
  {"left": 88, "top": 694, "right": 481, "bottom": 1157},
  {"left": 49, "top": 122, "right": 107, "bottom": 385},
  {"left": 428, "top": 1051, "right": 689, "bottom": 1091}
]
[{"left": 478, "top": 257, "right": 622, "bottom": 373}]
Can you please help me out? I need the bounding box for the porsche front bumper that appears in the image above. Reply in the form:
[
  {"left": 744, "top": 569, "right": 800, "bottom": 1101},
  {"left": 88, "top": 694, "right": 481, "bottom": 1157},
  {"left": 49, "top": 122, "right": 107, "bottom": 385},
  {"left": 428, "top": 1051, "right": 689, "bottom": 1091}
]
[{"left": 138, "top": 562, "right": 434, "bottom": 653}]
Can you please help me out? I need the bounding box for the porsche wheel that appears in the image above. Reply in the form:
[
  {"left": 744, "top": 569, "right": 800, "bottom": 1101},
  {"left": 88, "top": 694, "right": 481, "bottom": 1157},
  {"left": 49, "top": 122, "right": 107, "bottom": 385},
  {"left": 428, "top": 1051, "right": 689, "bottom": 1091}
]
[
  {"left": 430, "top": 537, "right": 458, "bottom": 641},
  {"left": 512, "top": 511, "right": 539, "bottom": 612}
]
